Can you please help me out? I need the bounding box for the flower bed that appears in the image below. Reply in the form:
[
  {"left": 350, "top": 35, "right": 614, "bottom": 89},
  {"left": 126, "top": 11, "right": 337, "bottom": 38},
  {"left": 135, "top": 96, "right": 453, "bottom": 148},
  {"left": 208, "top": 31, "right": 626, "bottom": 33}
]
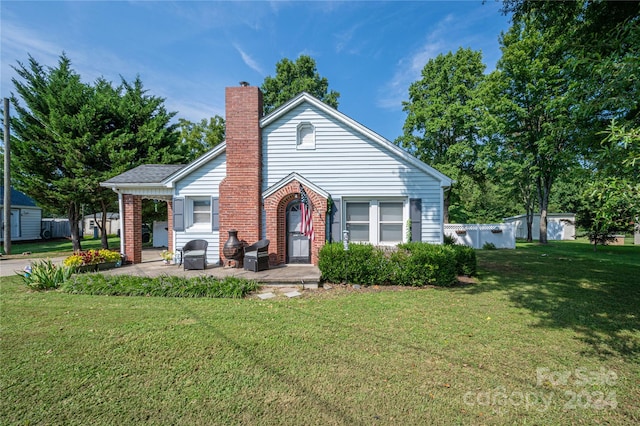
[{"left": 64, "top": 249, "right": 123, "bottom": 273}]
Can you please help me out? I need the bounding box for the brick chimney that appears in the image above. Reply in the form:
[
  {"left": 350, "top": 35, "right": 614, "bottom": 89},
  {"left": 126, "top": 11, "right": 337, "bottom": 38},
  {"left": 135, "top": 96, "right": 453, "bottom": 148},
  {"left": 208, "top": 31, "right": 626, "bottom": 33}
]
[{"left": 219, "top": 84, "right": 263, "bottom": 257}]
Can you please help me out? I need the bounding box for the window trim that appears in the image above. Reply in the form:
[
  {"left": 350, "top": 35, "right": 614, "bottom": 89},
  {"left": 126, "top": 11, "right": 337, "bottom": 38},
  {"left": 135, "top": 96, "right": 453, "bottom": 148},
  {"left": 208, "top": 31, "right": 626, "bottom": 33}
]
[
  {"left": 296, "top": 122, "right": 316, "bottom": 150},
  {"left": 378, "top": 201, "right": 404, "bottom": 244},
  {"left": 342, "top": 198, "right": 408, "bottom": 246},
  {"left": 187, "top": 197, "right": 211, "bottom": 231}
]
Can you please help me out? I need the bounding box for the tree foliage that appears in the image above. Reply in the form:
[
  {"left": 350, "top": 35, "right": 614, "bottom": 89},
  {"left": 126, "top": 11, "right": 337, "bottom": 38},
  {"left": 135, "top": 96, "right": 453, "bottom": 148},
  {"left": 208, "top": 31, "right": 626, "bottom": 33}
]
[
  {"left": 491, "top": 14, "right": 580, "bottom": 243},
  {"left": 261, "top": 55, "right": 340, "bottom": 115},
  {"left": 8, "top": 54, "right": 181, "bottom": 250},
  {"left": 496, "top": 0, "right": 639, "bottom": 243},
  {"left": 576, "top": 178, "right": 640, "bottom": 251},
  {"left": 397, "top": 47, "right": 487, "bottom": 223},
  {"left": 176, "top": 116, "right": 225, "bottom": 162}
]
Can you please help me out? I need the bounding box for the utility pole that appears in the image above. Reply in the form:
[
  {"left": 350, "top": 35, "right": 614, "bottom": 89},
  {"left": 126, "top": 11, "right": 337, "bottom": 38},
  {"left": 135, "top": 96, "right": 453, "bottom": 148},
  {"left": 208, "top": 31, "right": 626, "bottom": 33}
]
[{"left": 3, "top": 97, "right": 11, "bottom": 255}]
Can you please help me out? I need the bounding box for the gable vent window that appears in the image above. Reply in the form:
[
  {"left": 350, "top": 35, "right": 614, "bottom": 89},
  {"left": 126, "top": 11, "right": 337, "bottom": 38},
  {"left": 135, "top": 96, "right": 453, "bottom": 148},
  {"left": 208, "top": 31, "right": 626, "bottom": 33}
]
[{"left": 297, "top": 122, "right": 315, "bottom": 150}]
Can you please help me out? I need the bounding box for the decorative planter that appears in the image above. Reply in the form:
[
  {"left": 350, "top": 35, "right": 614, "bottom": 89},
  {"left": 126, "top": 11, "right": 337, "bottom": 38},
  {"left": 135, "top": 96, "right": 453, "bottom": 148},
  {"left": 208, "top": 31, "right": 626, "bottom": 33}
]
[
  {"left": 76, "top": 264, "right": 97, "bottom": 273},
  {"left": 97, "top": 261, "right": 118, "bottom": 271},
  {"left": 491, "top": 229, "right": 503, "bottom": 234},
  {"left": 455, "top": 230, "right": 467, "bottom": 235}
]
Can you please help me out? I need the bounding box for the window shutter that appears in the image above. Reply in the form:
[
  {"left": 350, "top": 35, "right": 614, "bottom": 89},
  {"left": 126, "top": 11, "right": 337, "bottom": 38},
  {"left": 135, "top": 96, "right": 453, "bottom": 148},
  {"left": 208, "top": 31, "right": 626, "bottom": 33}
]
[
  {"left": 211, "top": 197, "right": 219, "bottom": 231},
  {"left": 330, "top": 197, "right": 341, "bottom": 243},
  {"left": 173, "top": 198, "right": 185, "bottom": 232},
  {"left": 410, "top": 198, "right": 422, "bottom": 242}
]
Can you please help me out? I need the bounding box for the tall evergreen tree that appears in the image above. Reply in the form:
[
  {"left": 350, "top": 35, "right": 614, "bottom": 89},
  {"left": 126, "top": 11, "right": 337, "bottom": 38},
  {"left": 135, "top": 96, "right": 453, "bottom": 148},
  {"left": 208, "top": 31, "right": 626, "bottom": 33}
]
[{"left": 8, "top": 54, "right": 181, "bottom": 250}]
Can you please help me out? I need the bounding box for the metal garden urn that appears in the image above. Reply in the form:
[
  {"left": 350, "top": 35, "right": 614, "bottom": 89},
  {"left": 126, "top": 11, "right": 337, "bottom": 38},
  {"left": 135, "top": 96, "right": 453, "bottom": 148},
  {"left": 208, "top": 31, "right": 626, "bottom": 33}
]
[{"left": 223, "top": 229, "right": 244, "bottom": 262}]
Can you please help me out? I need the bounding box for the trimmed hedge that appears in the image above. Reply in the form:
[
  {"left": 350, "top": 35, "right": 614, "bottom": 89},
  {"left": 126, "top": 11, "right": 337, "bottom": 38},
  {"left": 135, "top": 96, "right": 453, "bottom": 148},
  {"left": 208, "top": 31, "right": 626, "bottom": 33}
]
[
  {"left": 61, "top": 274, "right": 258, "bottom": 298},
  {"left": 318, "top": 242, "right": 476, "bottom": 287}
]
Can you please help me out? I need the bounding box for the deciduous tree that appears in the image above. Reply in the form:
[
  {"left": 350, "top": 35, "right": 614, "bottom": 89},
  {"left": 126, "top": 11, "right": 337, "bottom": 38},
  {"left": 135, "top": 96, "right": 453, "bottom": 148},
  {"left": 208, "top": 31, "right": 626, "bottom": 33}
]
[
  {"left": 261, "top": 55, "right": 340, "bottom": 115},
  {"left": 397, "top": 48, "right": 486, "bottom": 223}
]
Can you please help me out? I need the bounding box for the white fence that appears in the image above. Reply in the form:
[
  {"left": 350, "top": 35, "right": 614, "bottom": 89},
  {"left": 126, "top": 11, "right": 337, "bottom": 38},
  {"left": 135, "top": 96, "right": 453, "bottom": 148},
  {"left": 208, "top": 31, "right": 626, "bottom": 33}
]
[{"left": 444, "top": 224, "right": 516, "bottom": 249}]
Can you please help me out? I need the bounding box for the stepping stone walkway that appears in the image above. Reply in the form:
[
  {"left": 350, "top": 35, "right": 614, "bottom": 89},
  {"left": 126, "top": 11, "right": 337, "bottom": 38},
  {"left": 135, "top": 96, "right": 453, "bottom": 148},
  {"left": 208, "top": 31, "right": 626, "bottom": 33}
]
[{"left": 257, "top": 292, "right": 276, "bottom": 300}]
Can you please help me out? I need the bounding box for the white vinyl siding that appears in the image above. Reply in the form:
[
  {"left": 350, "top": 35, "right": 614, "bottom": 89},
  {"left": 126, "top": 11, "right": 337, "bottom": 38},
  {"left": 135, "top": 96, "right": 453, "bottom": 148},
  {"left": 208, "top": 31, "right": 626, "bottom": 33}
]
[
  {"left": 262, "top": 105, "right": 443, "bottom": 243},
  {"left": 0, "top": 207, "right": 42, "bottom": 242},
  {"left": 173, "top": 153, "right": 226, "bottom": 265}
]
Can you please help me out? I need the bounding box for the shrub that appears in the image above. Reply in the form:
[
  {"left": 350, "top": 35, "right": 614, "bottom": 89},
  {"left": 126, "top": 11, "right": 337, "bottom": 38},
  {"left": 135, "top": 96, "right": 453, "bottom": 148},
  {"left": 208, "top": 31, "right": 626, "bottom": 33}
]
[
  {"left": 450, "top": 245, "right": 477, "bottom": 276},
  {"left": 18, "top": 259, "right": 74, "bottom": 291},
  {"left": 443, "top": 234, "right": 457, "bottom": 245},
  {"left": 394, "top": 243, "right": 458, "bottom": 287},
  {"left": 319, "top": 241, "right": 473, "bottom": 287},
  {"left": 319, "top": 243, "right": 392, "bottom": 285},
  {"left": 62, "top": 274, "right": 258, "bottom": 298},
  {"left": 482, "top": 242, "right": 497, "bottom": 250}
]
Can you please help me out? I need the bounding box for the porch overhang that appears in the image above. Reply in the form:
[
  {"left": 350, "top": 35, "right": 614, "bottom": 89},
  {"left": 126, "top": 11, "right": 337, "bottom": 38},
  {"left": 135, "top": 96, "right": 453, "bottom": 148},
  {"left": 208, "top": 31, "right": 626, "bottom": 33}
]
[{"left": 100, "top": 164, "right": 185, "bottom": 263}]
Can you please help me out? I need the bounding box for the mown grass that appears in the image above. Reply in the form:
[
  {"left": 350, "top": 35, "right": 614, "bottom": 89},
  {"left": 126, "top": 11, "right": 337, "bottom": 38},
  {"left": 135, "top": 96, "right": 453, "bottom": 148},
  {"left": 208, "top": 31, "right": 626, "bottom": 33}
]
[
  {"left": 1, "top": 240, "right": 638, "bottom": 425},
  {"left": 3, "top": 236, "right": 122, "bottom": 258}
]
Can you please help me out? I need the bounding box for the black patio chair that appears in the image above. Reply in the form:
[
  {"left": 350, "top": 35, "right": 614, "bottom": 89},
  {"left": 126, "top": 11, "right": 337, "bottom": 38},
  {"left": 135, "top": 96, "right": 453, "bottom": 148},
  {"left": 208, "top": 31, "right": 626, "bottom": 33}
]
[
  {"left": 243, "top": 239, "right": 270, "bottom": 272},
  {"left": 179, "top": 239, "right": 208, "bottom": 270}
]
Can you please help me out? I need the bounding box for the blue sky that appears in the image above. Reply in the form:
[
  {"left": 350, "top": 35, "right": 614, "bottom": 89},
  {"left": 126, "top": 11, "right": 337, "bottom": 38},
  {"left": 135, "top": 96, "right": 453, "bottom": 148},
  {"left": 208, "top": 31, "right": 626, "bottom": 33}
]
[{"left": 1, "top": 1, "right": 512, "bottom": 142}]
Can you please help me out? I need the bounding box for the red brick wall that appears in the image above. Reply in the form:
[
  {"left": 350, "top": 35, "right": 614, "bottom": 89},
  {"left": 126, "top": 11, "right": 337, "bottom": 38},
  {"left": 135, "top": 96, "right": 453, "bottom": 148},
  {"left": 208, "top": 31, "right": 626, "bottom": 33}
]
[
  {"left": 123, "top": 194, "right": 142, "bottom": 264},
  {"left": 263, "top": 180, "right": 327, "bottom": 266},
  {"left": 219, "top": 85, "right": 263, "bottom": 258}
]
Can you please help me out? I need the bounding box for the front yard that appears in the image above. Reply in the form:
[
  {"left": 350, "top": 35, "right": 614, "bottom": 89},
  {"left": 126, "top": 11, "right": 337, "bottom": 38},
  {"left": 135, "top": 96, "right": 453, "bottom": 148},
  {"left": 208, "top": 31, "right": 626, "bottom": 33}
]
[{"left": 1, "top": 240, "right": 638, "bottom": 425}]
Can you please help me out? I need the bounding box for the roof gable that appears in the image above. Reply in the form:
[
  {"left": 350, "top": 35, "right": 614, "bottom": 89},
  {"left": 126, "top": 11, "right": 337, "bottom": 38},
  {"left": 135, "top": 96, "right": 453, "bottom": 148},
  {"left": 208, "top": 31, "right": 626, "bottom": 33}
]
[
  {"left": 263, "top": 172, "right": 330, "bottom": 199},
  {"left": 261, "top": 92, "right": 452, "bottom": 187},
  {"left": 161, "top": 143, "right": 226, "bottom": 186}
]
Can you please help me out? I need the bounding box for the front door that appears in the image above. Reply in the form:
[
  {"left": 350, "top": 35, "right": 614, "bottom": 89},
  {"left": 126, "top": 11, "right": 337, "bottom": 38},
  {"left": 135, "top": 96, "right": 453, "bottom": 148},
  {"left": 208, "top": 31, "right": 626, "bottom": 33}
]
[{"left": 286, "top": 200, "right": 310, "bottom": 263}]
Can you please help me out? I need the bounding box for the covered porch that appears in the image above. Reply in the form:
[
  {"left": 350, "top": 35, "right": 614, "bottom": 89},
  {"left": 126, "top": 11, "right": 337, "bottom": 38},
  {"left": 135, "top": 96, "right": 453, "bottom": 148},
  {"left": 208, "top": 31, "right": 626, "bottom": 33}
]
[{"left": 101, "top": 164, "right": 184, "bottom": 265}]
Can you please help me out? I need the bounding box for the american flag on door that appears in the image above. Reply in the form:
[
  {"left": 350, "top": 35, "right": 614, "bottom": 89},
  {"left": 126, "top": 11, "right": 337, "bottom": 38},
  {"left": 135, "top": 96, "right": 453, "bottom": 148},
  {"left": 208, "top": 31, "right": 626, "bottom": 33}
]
[{"left": 299, "top": 184, "right": 315, "bottom": 241}]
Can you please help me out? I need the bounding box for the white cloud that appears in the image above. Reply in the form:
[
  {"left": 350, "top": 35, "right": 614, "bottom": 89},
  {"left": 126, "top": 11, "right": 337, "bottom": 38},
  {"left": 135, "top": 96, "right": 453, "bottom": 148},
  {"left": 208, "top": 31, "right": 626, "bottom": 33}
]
[
  {"left": 376, "top": 14, "right": 451, "bottom": 111},
  {"left": 233, "top": 44, "right": 264, "bottom": 75},
  {"left": 1, "top": 21, "right": 64, "bottom": 94},
  {"left": 376, "top": 9, "right": 505, "bottom": 111}
]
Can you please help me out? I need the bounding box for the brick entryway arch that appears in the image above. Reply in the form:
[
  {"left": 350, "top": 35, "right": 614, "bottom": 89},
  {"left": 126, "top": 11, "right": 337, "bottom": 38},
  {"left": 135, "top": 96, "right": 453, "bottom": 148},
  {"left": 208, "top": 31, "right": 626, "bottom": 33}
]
[{"left": 263, "top": 180, "right": 327, "bottom": 266}]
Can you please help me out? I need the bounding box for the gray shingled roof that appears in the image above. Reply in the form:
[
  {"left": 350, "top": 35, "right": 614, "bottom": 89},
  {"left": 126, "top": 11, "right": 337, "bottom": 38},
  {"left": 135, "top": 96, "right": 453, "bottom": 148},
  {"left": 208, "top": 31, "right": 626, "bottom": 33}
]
[{"left": 101, "top": 164, "right": 185, "bottom": 185}]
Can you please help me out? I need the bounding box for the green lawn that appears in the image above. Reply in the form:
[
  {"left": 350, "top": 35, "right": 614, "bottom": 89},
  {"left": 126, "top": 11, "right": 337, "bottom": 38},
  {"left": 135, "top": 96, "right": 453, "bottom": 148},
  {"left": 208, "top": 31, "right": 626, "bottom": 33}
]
[
  {"left": 1, "top": 240, "right": 638, "bottom": 425},
  {"left": 3, "top": 236, "right": 122, "bottom": 258}
]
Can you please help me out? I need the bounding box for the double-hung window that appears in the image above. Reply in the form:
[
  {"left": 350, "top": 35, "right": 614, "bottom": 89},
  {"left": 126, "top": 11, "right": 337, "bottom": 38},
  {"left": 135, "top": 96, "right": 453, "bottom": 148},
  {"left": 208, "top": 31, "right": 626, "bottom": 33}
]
[
  {"left": 173, "top": 197, "right": 218, "bottom": 232},
  {"left": 345, "top": 202, "right": 370, "bottom": 242},
  {"left": 379, "top": 202, "right": 403, "bottom": 243},
  {"left": 344, "top": 199, "right": 407, "bottom": 245},
  {"left": 192, "top": 199, "right": 211, "bottom": 225}
]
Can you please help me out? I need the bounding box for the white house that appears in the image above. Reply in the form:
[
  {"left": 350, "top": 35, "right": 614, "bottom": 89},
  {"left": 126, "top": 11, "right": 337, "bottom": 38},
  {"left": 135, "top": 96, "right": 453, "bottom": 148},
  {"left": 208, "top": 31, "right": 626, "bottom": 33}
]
[
  {"left": 504, "top": 213, "right": 576, "bottom": 241},
  {"left": 0, "top": 186, "right": 43, "bottom": 242},
  {"left": 101, "top": 85, "right": 452, "bottom": 266}
]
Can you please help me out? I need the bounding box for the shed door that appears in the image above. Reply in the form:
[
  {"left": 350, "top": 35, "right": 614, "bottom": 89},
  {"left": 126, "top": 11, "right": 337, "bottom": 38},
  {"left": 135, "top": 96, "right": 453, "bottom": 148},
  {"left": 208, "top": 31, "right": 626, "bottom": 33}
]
[
  {"left": 1, "top": 209, "right": 20, "bottom": 238},
  {"left": 286, "top": 200, "right": 310, "bottom": 264}
]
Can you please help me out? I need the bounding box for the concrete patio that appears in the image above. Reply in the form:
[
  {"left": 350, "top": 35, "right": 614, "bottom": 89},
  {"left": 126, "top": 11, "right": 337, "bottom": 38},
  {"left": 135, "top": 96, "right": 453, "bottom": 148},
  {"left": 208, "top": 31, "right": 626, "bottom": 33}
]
[{"left": 100, "top": 248, "right": 321, "bottom": 289}]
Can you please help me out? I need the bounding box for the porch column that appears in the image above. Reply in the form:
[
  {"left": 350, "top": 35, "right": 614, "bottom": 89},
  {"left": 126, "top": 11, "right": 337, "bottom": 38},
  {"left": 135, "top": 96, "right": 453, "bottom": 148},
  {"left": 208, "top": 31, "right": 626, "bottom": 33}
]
[
  {"left": 123, "top": 194, "right": 142, "bottom": 264},
  {"left": 167, "top": 199, "right": 174, "bottom": 253}
]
